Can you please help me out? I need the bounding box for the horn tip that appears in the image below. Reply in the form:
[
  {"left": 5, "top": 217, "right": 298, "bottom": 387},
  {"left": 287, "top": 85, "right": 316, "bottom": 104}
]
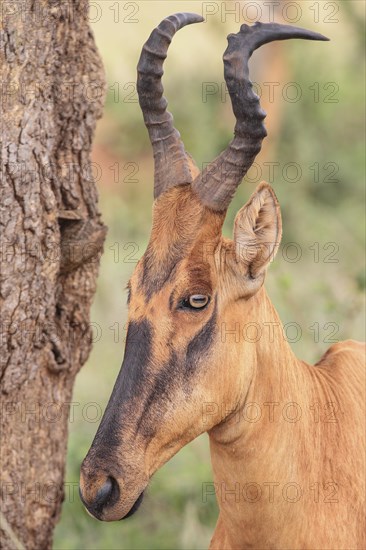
[
  {"left": 306, "top": 33, "right": 330, "bottom": 42},
  {"left": 178, "top": 12, "right": 205, "bottom": 24},
  {"left": 235, "top": 22, "right": 330, "bottom": 44}
]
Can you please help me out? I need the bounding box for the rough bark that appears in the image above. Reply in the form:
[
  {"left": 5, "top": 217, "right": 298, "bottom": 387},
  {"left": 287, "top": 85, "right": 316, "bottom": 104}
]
[{"left": 0, "top": 1, "right": 106, "bottom": 548}]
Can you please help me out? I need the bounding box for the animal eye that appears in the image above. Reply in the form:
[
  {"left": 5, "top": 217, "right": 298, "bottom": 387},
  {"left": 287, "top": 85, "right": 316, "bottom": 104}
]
[{"left": 181, "top": 294, "right": 210, "bottom": 310}]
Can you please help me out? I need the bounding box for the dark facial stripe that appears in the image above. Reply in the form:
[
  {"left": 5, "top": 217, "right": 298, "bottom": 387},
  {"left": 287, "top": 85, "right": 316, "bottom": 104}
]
[
  {"left": 90, "top": 301, "right": 217, "bottom": 454},
  {"left": 89, "top": 319, "right": 153, "bottom": 452},
  {"left": 135, "top": 350, "right": 179, "bottom": 437},
  {"left": 185, "top": 300, "right": 217, "bottom": 377},
  {"left": 141, "top": 249, "right": 181, "bottom": 299},
  {"left": 135, "top": 300, "right": 218, "bottom": 437},
  {"left": 118, "top": 320, "right": 153, "bottom": 397}
]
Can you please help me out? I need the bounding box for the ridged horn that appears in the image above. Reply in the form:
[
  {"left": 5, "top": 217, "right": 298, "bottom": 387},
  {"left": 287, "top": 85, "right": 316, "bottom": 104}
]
[
  {"left": 137, "top": 12, "right": 204, "bottom": 199},
  {"left": 192, "top": 22, "right": 329, "bottom": 211}
]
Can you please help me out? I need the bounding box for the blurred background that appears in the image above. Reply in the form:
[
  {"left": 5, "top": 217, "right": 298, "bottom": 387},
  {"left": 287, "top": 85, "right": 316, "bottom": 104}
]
[{"left": 54, "top": 1, "right": 365, "bottom": 548}]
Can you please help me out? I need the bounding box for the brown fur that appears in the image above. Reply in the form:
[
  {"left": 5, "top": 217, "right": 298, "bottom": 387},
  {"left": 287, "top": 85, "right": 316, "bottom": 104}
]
[{"left": 80, "top": 183, "right": 365, "bottom": 549}]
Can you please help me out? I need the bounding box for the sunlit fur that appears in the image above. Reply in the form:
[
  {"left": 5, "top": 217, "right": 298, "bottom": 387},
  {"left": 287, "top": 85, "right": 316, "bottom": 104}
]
[{"left": 80, "top": 182, "right": 365, "bottom": 549}]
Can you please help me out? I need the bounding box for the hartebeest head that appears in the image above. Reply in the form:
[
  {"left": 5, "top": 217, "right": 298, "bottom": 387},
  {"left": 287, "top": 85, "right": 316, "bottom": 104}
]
[{"left": 80, "top": 13, "right": 328, "bottom": 521}]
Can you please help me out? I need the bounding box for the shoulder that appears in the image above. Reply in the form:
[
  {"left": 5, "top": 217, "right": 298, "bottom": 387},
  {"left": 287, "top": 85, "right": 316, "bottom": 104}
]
[{"left": 316, "top": 340, "right": 365, "bottom": 368}]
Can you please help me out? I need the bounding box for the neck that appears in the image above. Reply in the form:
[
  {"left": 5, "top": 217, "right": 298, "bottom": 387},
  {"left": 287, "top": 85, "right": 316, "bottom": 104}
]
[
  {"left": 208, "top": 286, "right": 326, "bottom": 546},
  {"left": 212, "top": 286, "right": 311, "bottom": 440}
]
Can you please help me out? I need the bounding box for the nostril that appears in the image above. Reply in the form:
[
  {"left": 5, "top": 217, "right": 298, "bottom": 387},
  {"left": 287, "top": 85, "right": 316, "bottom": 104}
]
[
  {"left": 95, "top": 477, "right": 119, "bottom": 509},
  {"left": 80, "top": 476, "right": 120, "bottom": 518}
]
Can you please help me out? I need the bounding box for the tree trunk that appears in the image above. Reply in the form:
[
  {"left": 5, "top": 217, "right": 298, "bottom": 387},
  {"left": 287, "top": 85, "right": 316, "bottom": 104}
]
[{"left": 1, "top": 2, "right": 106, "bottom": 548}]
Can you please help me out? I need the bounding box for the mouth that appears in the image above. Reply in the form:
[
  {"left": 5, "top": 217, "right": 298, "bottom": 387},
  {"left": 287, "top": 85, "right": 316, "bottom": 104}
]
[
  {"left": 120, "top": 491, "right": 144, "bottom": 520},
  {"left": 79, "top": 485, "right": 145, "bottom": 522}
]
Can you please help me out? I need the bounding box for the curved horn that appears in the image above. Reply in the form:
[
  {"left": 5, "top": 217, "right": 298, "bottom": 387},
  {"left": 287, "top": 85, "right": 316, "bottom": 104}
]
[
  {"left": 137, "top": 12, "right": 204, "bottom": 199},
  {"left": 192, "top": 22, "right": 329, "bottom": 211}
]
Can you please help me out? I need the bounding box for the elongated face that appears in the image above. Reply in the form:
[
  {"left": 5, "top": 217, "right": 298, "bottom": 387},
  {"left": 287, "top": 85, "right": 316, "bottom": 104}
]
[{"left": 79, "top": 182, "right": 282, "bottom": 521}]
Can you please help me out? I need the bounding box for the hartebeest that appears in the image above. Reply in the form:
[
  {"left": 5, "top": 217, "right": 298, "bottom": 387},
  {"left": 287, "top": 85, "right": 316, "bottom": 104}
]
[{"left": 80, "top": 13, "right": 366, "bottom": 549}]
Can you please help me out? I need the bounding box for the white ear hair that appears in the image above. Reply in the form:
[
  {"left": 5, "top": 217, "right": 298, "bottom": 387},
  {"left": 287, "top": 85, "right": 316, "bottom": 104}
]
[{"left": 233, "top": 182, "right": 282, "bottom": 279}]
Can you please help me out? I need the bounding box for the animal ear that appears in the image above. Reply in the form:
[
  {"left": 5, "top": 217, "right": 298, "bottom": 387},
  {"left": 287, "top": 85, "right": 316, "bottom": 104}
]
[{"left": 233, "top": 182, "right": 282, "bottom": 279}]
